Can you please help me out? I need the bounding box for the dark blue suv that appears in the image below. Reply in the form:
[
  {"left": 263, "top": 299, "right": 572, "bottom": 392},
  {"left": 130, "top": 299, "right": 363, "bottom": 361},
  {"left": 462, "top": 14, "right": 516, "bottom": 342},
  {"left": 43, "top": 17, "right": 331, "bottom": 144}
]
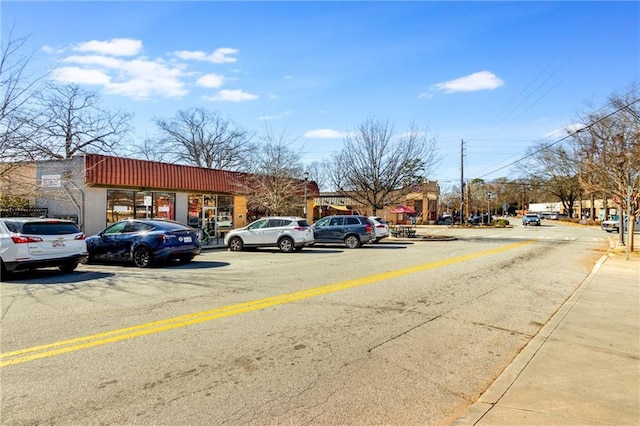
[{"left": 311, "top": 215, "right": 375, "bottom": 248}]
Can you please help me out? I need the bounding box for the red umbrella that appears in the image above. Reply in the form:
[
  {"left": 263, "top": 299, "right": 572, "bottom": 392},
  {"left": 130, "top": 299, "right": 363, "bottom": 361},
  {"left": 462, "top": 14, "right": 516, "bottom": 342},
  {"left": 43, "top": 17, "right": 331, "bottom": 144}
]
[{"left": 390, "top": 205, "right": 416, "bottom": 214}]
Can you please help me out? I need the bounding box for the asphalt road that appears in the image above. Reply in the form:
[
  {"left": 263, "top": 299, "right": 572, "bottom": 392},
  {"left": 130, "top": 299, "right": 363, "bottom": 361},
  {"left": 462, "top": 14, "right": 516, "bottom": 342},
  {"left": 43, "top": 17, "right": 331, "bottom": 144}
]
[{"left": 0, "top": 221, "right": 609, "bottom": 425}]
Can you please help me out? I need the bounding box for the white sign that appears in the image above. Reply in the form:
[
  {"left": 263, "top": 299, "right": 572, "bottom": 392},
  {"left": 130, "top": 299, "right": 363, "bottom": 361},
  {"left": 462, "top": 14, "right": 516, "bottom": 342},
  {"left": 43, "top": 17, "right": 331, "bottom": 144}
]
[
  {"left": 41, "top": 175, "right": 61, "bottom": 188},
  {"left": 144, "top": 196, "right": 152, "bottom": 206},
  {"left": 114, "top": 205, "right": 130, "bottom": 213}
]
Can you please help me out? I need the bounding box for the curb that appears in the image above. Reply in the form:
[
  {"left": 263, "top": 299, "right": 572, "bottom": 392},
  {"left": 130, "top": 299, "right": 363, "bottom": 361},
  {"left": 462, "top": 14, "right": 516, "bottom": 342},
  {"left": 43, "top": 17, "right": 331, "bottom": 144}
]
[{"left": 452, "top": 251, "right": 610, "bottom": 425}]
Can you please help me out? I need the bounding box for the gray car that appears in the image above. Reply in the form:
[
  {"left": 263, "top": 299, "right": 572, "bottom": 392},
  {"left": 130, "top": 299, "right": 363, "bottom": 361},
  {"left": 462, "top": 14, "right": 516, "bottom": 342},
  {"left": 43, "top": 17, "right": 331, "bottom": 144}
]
[{"left": 311, "top": 215, "right": 375, "bottom": 248}]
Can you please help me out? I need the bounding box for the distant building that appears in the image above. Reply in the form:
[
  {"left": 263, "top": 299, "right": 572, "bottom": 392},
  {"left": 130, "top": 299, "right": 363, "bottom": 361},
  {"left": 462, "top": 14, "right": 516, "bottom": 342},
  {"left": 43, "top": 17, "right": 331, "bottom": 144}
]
[{"left": 313, "top": 180, "right": 440, "bottom": 224}]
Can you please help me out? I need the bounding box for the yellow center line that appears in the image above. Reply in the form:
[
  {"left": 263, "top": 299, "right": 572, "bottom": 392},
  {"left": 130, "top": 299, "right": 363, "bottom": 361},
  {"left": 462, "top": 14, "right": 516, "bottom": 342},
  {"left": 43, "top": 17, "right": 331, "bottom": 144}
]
[{"left": 1, "top": 240, "right": 534, "bottom": 367}]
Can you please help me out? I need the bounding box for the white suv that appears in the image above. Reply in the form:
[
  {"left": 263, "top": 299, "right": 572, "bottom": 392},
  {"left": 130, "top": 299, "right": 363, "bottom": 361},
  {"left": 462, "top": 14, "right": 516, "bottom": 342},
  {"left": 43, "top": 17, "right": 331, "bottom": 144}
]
[
  {"left": 224, "top": 216, "right": 314, "bottom": 253},
  {"left": 0, "top": 218, "right": 88, "bottom": 281}
]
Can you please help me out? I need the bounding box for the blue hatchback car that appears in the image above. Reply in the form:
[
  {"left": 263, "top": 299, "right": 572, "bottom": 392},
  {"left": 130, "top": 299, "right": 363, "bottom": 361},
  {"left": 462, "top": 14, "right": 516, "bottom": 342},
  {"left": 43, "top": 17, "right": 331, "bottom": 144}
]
[{"left": 85, "top": 219, "right": 201, "bottom": 267}]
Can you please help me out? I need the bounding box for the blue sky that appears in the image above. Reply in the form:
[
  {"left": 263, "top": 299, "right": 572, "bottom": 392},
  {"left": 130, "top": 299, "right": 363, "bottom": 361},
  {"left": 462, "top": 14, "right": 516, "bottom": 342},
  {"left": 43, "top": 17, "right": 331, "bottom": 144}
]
[{"left": 2, "top": 1, "right": 639, "bottom": 187}]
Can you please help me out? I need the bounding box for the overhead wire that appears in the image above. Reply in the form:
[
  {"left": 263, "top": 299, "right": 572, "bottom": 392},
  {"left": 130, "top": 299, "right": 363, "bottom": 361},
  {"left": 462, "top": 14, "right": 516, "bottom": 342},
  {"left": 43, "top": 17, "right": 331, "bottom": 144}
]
[
  {"left": 460, "top": 15, "right": 639, "bottom": 181},
  {"left": 473, "top": 96, "right": 640, "bottom": 180}
]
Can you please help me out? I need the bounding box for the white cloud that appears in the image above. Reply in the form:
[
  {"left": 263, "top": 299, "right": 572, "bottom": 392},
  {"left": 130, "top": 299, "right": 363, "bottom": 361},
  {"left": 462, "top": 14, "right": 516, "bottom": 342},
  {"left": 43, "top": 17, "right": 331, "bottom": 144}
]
[
  {"left": 56, "top": 54, "right": 188, "bottom": 99},
  {"left": 42, "top": 45, "right": 65, "bottom": 54},
  {"left": 173, "top": 47, "right": 238, "bottom": 63},
  {"left": 46, "top": 39, "right": 245, "bottom": 101},
  {"left": 204, "top": 89, "right": 258, "bottom": 102},
  {"left": 74, "top": 38, "right": 142, "bottom": 57},
  {"left": 433, "top": 71, "right": 504, "bottom": 93},
  {"left": 544, "top": 123, "right": 586, "bottom": 139},
  {"left": 304, "top": 129, "right": 345, "bottom": 139},
  {"left": 52, "top": 67, "right": 111, "bottom": 85},
  {"left": 258, "top": 111, "right": 292, "bottom": 121},
  {"left": 196, "top": 74, "right": 225, "bottom": 88},
  {"left": 418, "top": 93, "right": 434, "bottom": 99},
  {"left": 64, "top": 54, "right": 124, "bottom": 68}
]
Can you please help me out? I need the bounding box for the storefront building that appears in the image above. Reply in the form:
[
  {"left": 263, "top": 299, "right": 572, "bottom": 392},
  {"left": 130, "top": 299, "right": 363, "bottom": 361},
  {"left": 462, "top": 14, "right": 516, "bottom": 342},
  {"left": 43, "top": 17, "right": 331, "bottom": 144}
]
[
  {"left": 313, "top": 181, "right": 441, "bottom": 224},
  {"left": 1, "top": 154, "right": 318, "bottom": 244}
]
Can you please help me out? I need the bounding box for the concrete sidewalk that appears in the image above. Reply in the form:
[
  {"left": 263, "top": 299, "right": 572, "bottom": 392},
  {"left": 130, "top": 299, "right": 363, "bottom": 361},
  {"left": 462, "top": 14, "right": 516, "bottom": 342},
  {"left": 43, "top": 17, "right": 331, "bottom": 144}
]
[{"left": 453, "top": 247, "right": 640, "bottom": 425}]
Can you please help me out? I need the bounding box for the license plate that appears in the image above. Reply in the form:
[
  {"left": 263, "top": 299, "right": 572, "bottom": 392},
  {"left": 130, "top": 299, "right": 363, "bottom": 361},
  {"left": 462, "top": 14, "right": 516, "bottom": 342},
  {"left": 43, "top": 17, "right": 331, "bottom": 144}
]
[
  {"left": 52, "top": 241, "right": 66, "bottom": 248},
  {"left": 183, "top": 236, "right": 192, "bottom": 243}
]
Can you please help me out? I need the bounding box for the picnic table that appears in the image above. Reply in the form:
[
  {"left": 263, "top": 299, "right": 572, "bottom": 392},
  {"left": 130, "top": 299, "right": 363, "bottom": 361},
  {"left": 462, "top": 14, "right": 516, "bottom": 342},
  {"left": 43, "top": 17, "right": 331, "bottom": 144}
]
[{"left": 390, "top": 225, "right": 417, "bottom": 238}]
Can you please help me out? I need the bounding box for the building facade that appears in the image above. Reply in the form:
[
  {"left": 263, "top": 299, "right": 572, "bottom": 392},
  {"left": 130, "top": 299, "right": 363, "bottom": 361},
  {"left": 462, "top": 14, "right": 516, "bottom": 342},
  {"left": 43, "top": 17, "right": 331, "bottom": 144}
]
[{"left": 1, "top": 154, "right": 319, "bottom": 242}]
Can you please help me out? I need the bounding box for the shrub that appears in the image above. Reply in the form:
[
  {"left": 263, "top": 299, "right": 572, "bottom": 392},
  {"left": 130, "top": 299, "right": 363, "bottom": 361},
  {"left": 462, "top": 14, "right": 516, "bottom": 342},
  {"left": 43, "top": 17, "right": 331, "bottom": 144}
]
[{"left": 495, "top": 218, "right": 510, "bottom": 228}]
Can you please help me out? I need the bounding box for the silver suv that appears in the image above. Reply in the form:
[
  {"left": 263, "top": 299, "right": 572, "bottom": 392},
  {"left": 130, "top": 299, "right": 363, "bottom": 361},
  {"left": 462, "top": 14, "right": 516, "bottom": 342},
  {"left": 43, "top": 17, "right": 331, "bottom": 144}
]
[
  {"left": 0, "top": 218, "right": 88, "bottom": 281},
  {"left": 224, "top": 216, "right": 314, "bottom": 253},
  {"left": 311, "top": 215, "right": 375, "bottom": 248}
]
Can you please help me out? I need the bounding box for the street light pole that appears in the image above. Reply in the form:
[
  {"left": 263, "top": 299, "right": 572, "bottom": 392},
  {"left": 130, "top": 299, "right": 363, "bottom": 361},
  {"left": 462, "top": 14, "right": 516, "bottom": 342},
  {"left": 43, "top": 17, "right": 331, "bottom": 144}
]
[{"left": 303, "top": 171, "right": 309, "bottom": 218}]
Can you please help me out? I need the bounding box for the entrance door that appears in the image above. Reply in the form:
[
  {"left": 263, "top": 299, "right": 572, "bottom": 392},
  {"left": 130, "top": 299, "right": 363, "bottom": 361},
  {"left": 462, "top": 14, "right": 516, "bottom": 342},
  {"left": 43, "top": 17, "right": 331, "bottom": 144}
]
[{"left": 202, "top": 206, "right": 217, "bottom": 239}]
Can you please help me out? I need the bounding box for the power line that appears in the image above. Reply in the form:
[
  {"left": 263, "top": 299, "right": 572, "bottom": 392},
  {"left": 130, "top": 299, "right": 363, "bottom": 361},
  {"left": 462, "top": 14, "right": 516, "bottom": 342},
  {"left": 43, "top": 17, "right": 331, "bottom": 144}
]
[{"left": 473, "top": 96, "right": 640, "bottom": 180}]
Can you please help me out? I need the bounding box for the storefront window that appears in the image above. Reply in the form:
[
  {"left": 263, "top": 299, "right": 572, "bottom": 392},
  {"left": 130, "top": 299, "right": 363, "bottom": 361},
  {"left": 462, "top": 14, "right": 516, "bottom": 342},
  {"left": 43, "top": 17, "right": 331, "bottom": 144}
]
[
  {"left": 217, "top": 195, "right": 234, "bottom": 230},
  {"left": 107, "top": 190, "right": 175, "bottom": 224},
  {"left": 188, "top": 194, "right": 202, "bottom": 227},
  {"left": 187, "top": 194, "right": 234, "bottom": 238},
  {"left": 155, "top": 192, "right": 175, "bottom": 220},
  {"left": 107, "top": 190, "right": 134, "bottom": 223},
  {"left": 135, "top": 191, "right": 154, "bottom": 219}
]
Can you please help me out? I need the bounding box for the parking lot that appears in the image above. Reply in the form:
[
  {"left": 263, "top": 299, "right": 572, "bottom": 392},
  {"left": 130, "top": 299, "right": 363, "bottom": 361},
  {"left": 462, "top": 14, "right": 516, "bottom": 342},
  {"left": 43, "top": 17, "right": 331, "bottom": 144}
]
[{"left": 1, "top": 222, "right": 610, "bottom": 424}]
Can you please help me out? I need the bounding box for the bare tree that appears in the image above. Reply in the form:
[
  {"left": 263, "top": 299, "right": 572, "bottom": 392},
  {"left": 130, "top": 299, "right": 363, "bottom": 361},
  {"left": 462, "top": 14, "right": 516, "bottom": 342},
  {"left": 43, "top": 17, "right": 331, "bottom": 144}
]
[
  {"left": 524, "top": 141, "right": 582, "bottom": 217},
  {"left": 304, "top": 160, "right": 330, "bottom": 192},
  {"left": 124, "top": 135, "right": 171, "bottom": 162},
  {"left": 0, "top": 28, "right": 48, "bottom": 162},
  {"left": 328, "top": 117, "right": 440, "bottom": 214},
  {"left": 16, "top": 84, "right": 132, "bottom": 160},
  {"left": 572, "top": 83, "right": 640, "bottom": 248},
  {"left": 154, "top": 107, "right": 255, "bottom": 170},
  {"left": 243, "top": 125, "right": 305, "bottom": 217}
]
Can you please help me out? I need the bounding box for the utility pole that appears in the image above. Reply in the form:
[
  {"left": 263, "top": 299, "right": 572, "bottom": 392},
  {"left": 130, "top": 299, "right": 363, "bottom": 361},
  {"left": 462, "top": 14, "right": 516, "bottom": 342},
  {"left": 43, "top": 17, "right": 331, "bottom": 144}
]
[
  {"left": 460, "top": 139, "right": 465, "bottom": 225},
  {"left": 626, "top": 167, "right": 632, "bottom": 260}
]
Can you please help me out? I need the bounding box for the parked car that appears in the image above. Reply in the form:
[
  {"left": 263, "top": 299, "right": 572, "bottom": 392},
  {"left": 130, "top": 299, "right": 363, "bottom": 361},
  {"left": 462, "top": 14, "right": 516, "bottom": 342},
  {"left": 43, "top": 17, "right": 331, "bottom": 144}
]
[
  {"left": 601, "top": 219, "right": 619, "bottom": 233},
  {"left": 522, "top": 213, "right": 541, "bottom": 226},
  {"left": 601, "top": 216, "right": 640, "bottom": 233},
  {"left": 368, "top": 216, "right": 390, "bottom": 242},
  {"left": 224, "top": 217, "right": 314, "bottom": 252},
  {"left": 549, "top": 213, "right": 567, "bottom": 220},
  {"left": 311, "top": 215, "right": 374, "bottom": 248},
  {"left": 85, "top": 219, "right": 201, "bottom": 267},
  {"left": 0, "top": 217, "right": 87, "bottom": 281}
]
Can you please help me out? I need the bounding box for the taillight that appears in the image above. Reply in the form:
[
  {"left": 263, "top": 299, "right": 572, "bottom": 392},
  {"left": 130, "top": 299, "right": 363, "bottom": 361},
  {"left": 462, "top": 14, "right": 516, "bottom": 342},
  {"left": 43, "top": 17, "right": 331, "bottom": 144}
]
[
  {"left": 376, "top": 225, "right": 385, "bottom": 228},
  {"left": 75, "top": 234, "right": 86, "bottom": 240},
  {"left": 365, "top": 224, "right": 372, "bottom": 232},
  {"left": 293, "top": 226, "right": 307, "bottom": 231},
  {"left": 11, "top": 236, "right": 43, "bottom": 244}
]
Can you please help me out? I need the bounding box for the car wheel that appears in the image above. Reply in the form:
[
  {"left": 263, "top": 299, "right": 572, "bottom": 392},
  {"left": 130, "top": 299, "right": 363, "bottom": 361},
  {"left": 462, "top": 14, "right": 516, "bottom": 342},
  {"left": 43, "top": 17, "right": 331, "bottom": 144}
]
[
  {"left": 0, "top": 261, "right": 11, "bottom": 282},
  {"left": 278, "top": 237, "right": 294, "bottom": 253},
  {"left": 344, "top": 235, "right": 361, "bottom": 249},
  {"left": 372, "top": 238, "right": 380, "bottom": 243},
  {"left": 179, "top": 256, "right": 194, "bottom": 264},
  {"left": 58, "top": 262, "right": 78, "bottom": 273},
  {"left": 228, "top": 237, "right": 244, "bottom": 251},
  {"left": 133, "top": 246, "right": 153, "bottom": 268}
]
